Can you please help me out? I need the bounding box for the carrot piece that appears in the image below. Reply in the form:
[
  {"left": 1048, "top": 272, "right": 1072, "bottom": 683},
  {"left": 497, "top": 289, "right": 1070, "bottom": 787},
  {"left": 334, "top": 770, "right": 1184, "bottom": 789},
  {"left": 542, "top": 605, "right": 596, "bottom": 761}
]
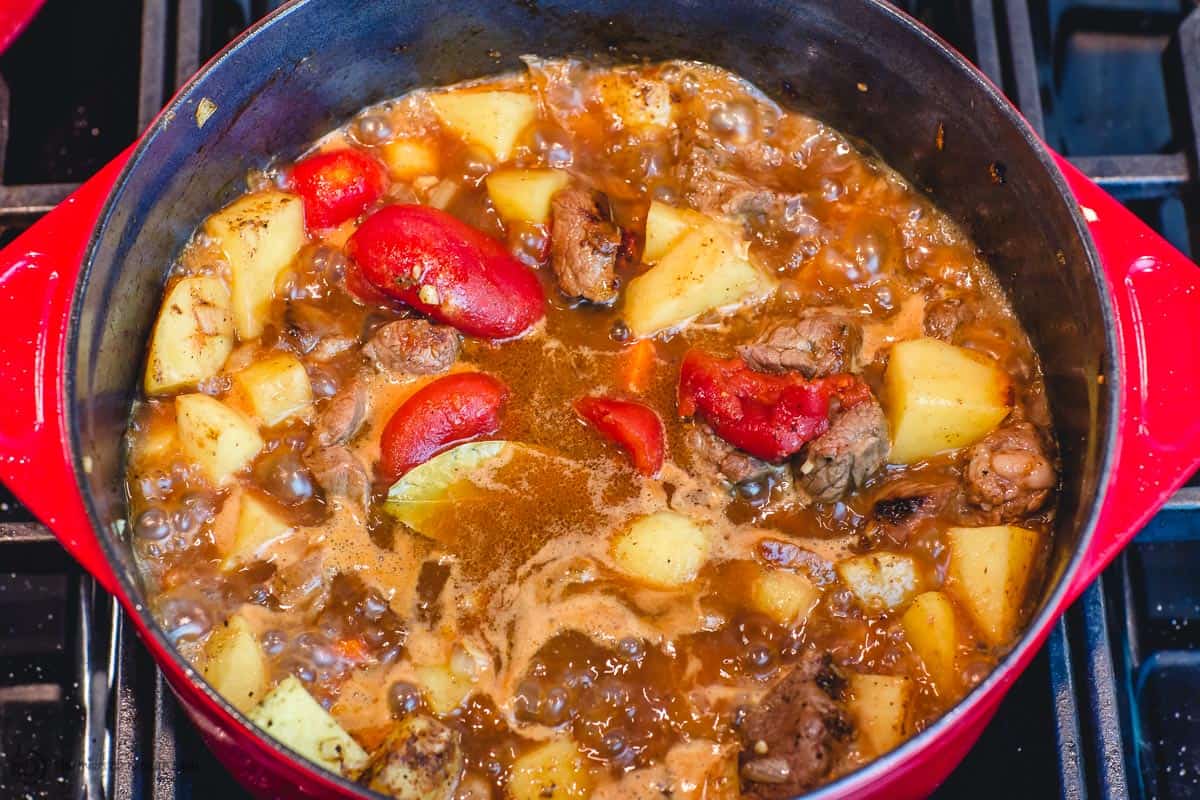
[
  {"left": 622, "top": 339, "right": 657, "bottom": 393},
  {"left": 334, "top": 638, "right": 370, "bottom": 662}
]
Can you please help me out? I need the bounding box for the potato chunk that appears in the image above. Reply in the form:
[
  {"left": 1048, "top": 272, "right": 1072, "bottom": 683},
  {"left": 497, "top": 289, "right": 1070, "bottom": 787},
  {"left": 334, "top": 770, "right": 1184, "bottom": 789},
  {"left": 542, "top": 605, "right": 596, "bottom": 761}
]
[
  {"left": 642, "top": 201, "right": 711, "bottom": 263},
  {"left": 380, "top": 137, "right": 440, "bottom": 180},
  {"left": 900, "top": 591, "right": 960, "bottom": 692},
  {"left": 836, "top": 552, "right": 922, "bottom": 613},
  {"left": 222, "top": 492, "right": 295, "bottom": 571},
  {"left": 883, "top": 337, "right": 1012, "bottom": 463},
  {"left": 611, "top": 511, "right": 710, "bottom": 588},
  {"left": 848, "top": 673, "right": 913, "bottom": 756},
  {"left": 231, "top": 353, "right": 313, "bottom": 427},
  {"left": 175, "top": 393, "right": 264, "bottom": 485},
  {"left": 205, "top": 191, "right": 305, "bottom": 340},
  {"left": 485, "top": 168, "right": 569, "bottom": 224},
  {"left": 946, "top": 525, "right": 1040, "bottom": 646},
  {"left": 414, "top": 663, "right": 475, "bottom": 716},
  {"left": 594, "top": 72, "right": 674, "bottom": 133},
  {"left": 429, "top": 90, "right": 537, "bottom": 162},
  {"left": 361, "top": 715, "right": 463, "bottom": 800},
  {"left": 248, "top": 676, "right": 369, "bottom": 778},
  {"left": 508, "top": 739, "right": 592, "bottom": 800},
  {"left": 202, "top": 613, "right": 268, "bottom": 714},
  {"left": 624, "top": 223, "right": 774, "bottom": 337},
  {"left": 748, "top": 567, "right": 820, "bottom": 626},
  {"left": 145, "top": 276, "right": 235, "bottom": 395}
]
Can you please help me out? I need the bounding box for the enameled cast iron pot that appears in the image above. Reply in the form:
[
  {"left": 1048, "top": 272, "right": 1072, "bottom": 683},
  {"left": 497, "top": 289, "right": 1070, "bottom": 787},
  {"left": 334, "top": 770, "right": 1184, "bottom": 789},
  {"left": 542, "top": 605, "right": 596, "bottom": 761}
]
[{"left": 1, "top": 1, "right": 1199, "bottom": 797}]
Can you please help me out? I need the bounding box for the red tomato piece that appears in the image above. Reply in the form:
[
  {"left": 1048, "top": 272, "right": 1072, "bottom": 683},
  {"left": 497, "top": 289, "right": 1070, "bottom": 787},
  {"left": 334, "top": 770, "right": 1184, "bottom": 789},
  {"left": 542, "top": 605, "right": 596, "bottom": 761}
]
[
  {"left": 291, "top": 148, "right": 387, "bottom": 229},
  {"left": 347, "top": 205, "right": 545, "bottom": 339},
  {"left": 677, "top": 350, "right": 836, "bottom": 462},
  {"left": 575, "top": 396, "right": 665, "bottom": 476},
  {"left": 379, "top": 372, "right": 509, "bottom": 481}
]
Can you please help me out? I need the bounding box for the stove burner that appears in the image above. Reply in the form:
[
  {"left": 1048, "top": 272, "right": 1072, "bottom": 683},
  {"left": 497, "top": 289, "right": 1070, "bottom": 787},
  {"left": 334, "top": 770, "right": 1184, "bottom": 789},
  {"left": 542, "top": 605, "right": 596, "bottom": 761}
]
[{"left": 0, "top": 1, "right": 1197, "bottom": 798}]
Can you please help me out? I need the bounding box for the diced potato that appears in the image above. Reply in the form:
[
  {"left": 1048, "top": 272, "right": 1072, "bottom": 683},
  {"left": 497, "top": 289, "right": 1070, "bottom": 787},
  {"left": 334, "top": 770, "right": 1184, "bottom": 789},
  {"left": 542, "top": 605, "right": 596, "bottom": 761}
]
[
  {"left": 900, "top": 591, "right": 960, "bottom": 692},
  {"left": 175, "top": 393, "right": 264, "bottom": 485},
  {"left": 414, "top": 663, "right": 475, "bottom": 716},
  {"left": 485, "top": 168, "right": 569, "bottom": 225},
  {"left": 230, "top": 353, "right": 313, "bottom": 427},
  {"left": 380, "top": 137, "right": 440, "bottom": 180},
  {"left": 946, "top": 525, "right": 1040, "bottom": 646},
  {"left": 624, "top": 224, "right": 774, "bottom": 337},
  {"left": 611, "top": 511, "right": 710, "bottom": 588},
  {"left": 748, "top": 567, "right": 820, "bottom": 626},
  {"left": 642, "top": 201, "right": 711, "bottom": 263},
  {"left": 248, "top": 676, "right": 369, "bottom": 778},
  {"left": 202, "top": 613, "right": 268, "bottom": 714},
  {"left": 132, "top": 415, "right": 180, "bottom": 468},
  {"left": 222, "top": 492, "right": 295, "bottom": 571},
  {"left": 836, "top": 552, "right": 922, "bottom": 612},
  {"left": 883, "top": 337, "right": 1012, "bottom": 463},
  {"left": 145, "top": 276, "right": 235, "bottom": 395},
  {"left": 429, "top": 90, "right": 537, "bottom": 162},
  {"left": 848, "top": 673, "right": 913, "bottom": 756},
  {"left": 594, "top": 72, "right": 674, "bottom": 133},
  {"left": 205, "top": 191, "right": 306, "bottom": 340},
  {"left": 508, "top": 739, "right": 592, "bottom": 800},
  {"left": 360, "top": 715, "right": 463, "bottom": 800}
]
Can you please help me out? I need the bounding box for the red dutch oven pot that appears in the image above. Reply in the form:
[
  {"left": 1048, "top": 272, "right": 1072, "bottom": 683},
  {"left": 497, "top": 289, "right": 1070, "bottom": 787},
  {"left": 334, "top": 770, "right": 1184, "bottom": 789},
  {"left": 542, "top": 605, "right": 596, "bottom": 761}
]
[{"left": 0, "top": 0, "right": 1198, "bottom": 798}]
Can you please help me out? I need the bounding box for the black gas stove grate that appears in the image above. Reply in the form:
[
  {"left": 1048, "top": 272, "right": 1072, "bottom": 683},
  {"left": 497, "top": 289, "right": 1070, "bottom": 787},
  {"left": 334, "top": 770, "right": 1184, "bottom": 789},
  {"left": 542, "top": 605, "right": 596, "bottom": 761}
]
[{"left": 0, "top": 1, "right": 1197, "bottom": 798}]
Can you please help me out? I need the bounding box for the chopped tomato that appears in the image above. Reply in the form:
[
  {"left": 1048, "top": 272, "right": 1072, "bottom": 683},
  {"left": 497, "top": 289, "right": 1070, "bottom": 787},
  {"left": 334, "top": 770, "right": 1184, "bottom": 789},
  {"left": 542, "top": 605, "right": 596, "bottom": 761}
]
[
  {"left": 575, "top": 396, "right": 665, "bottom": 476},
  {"left": 621, "top": 339, "right": 657, "bottom": 393},
  {"left": 291, "top": 148, "right": 387, "bottom": 230},
  {"left": 333, "top": 637, "right": 370, "bottom": 662},
  {"left": 380, "top": 372, "right": 508, "bottom": 481},
  {"left": 678, "top": 350, "right": 849, "bottom": 462},
  {"left": 347, "top": 205, "right": 545, "bottom": 339}
]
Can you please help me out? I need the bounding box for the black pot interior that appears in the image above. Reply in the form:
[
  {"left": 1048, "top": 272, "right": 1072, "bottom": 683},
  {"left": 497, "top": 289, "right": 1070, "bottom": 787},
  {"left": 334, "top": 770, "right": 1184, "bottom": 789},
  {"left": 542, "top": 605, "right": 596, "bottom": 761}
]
[{"left": 70, "top": 0, "right": 1111, "bottom": 746}]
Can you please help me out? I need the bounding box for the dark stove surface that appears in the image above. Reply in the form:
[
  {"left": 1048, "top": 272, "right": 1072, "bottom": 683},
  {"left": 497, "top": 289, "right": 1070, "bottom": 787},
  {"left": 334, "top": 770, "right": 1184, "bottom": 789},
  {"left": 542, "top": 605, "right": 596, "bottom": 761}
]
[{"left": 0, "top": 2, "right": 1197, "bottom": 799}]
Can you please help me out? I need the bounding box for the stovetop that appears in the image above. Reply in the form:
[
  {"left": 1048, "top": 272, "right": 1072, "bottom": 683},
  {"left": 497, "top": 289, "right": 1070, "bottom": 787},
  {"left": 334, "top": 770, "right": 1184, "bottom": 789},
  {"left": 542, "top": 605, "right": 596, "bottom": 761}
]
[{"left": 0, "top": 1, "right": 1197, "bottom": 798}]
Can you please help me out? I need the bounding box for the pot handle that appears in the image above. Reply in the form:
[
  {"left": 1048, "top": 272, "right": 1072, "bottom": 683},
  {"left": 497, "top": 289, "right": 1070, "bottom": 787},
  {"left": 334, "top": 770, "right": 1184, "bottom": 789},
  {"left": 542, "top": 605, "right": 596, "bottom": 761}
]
[
  {"left": 0, "top": 151, "right": 131, "bottom": 594},
  {"left": 1053, "top": 154, "right": 1200, "bottom": 603}
]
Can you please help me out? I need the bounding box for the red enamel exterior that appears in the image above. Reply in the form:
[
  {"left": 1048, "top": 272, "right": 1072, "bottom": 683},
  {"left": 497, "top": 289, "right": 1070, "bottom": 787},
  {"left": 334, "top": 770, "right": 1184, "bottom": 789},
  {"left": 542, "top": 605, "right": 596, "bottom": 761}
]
[
  {"left": 0, "top": 0, "right": 44, "bottom": 53},
  {"left": 2, "top": 12, "right": 1200, "bottom": 800}
]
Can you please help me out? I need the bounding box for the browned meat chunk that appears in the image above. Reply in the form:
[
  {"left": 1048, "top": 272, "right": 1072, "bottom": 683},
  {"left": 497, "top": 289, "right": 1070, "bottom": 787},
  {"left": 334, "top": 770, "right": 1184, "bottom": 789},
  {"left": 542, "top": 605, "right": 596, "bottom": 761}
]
[
  {"left": 739, "top": 652, "right": 850, "bottom": 799},
  {"left": 963, "top": 422, "right": 1055, "bottom": 519},
  {"left": 795, "top": 398, "right": 888, "bottom": 503},
  {"left": 923, "top": 297, "right": 974, "bottom": 342},
  {"left": 549, "top": 187, "right": 620, "bottom": 303},
  {"left": 867, "top": 475, "right": 956, "bottom": 544},
  {"left": 313, "top": 379, "right": 368, "bottom": 447},
  {"left": 365, "top": 318, "right": 460, "bottom": 376},
  {"left": 686, "top": 423, "right": 776, "bottom": 485},
  {"left": 285, "top": 301, "right": 357, "bottom": 362},
  {"left": 303, "top": 445, "right": 371, "bottom": 512},
  {"left": 738, "top": 315, "right": 862, "bottom": 378}
]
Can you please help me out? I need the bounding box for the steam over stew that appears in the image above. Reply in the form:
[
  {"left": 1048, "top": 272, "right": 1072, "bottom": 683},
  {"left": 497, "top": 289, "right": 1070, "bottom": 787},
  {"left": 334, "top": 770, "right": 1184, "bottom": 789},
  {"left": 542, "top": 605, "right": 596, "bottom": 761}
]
[{"left": 126, "top": 59, "right": 1058, "bottom": 798}]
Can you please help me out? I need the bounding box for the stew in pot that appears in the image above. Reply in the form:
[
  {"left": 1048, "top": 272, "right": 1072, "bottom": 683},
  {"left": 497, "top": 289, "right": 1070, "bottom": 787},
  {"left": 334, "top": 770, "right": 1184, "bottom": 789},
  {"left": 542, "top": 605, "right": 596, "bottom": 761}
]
[{"left": 124, "top": 59, "right": 1058, "bottom": 798}]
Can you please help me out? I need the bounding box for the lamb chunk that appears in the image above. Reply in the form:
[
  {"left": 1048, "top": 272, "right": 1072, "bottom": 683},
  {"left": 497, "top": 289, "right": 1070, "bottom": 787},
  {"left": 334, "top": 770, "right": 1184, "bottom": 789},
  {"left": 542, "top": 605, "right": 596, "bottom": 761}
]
[
  {"left": 738, "top": 315, "right": 862, "bottom": 378},
  {"left": 284, "top": 301, "right": 357, "bottom": 362},
  {"left": 313, "top": 380, "right": 368, "bottom": 447},
  {"left": 963, "top": 422, "right": 1055, "bottom": 520},
  {"left": 549, "top": 187, "right": 620, "bottom": 303},
  {"left": 795, "top": 397, "right": 888, "bottom": 503},
  {"left": 686, "top": 423, "right": 776, "bottom": 486},
  {"left": 303, "top": 445, "right": 371, "bottom": 512},
  {"left": 739, "top": 652, "right": 851, "bottom": 799},
  {"left": 923, "top": 297, "right": 974, "bottom": 342},
  {"left": 365, "top": 318, "right": 460, "bottom": 376},
  {"left": 868, "top": 476, "right": 956, "bottom": 544}
]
